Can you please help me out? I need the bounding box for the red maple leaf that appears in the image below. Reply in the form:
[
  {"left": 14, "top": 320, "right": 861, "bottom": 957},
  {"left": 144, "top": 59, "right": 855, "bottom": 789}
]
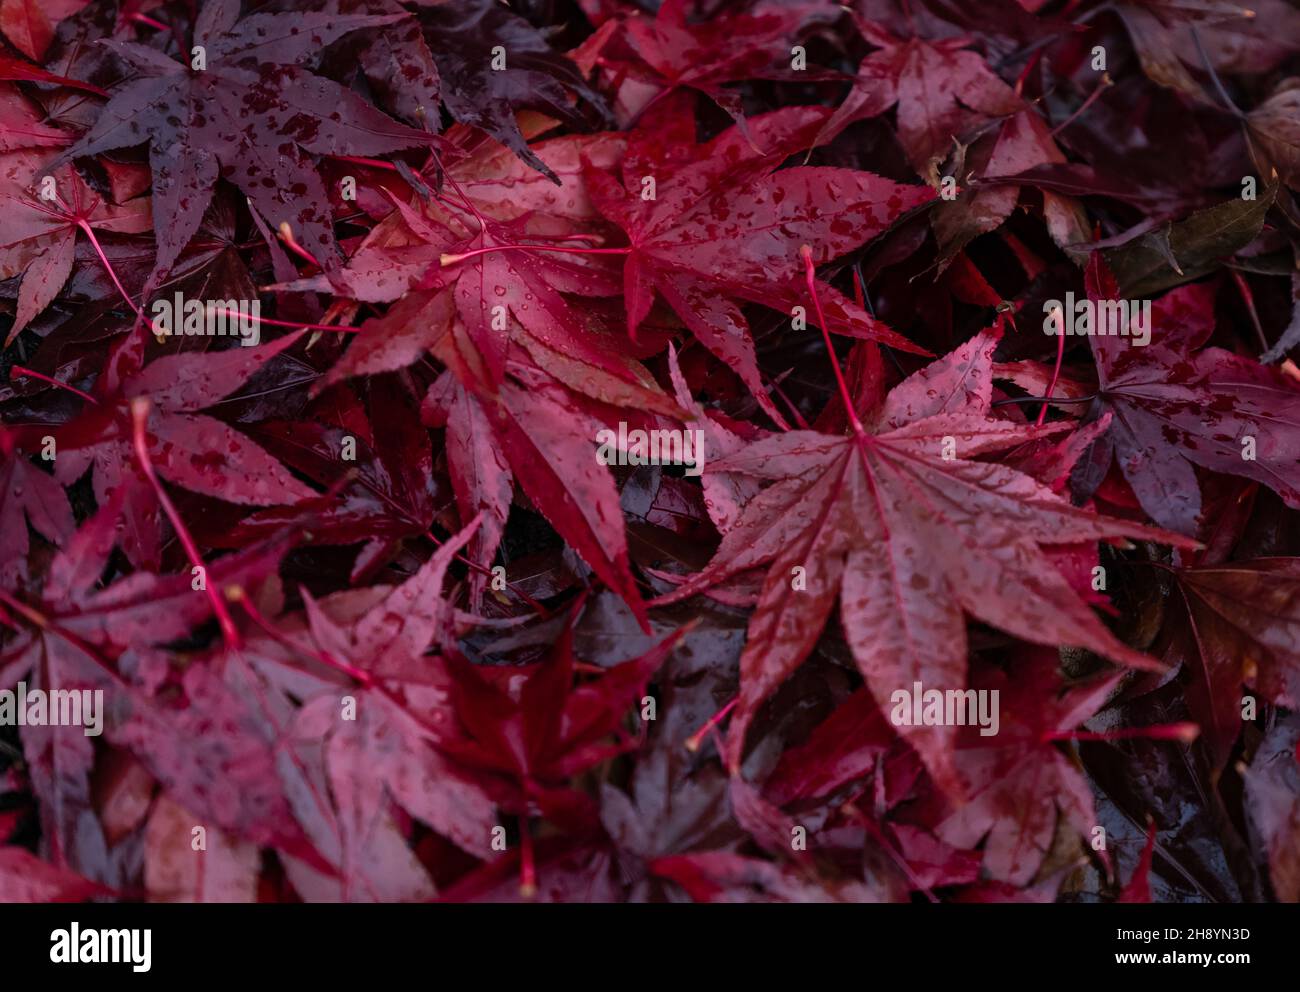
[{"left": 659, "top": 320, "right": 1189, "bottom": 787}]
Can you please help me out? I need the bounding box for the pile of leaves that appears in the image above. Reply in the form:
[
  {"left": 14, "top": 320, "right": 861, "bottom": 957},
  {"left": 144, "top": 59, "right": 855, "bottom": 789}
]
[{"left": 1, "top": 0, "right": 1299, "bottom": 905}]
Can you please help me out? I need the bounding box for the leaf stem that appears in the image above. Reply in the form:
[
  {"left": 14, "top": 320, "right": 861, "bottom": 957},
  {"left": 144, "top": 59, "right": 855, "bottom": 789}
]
[
  {"left": 1190, "top": 25, "right": 1245, "bottom": 119},
  {"left": 439, "top": 244, "right": 631, "bottom": 268},
  {"left": 769, "top": 379, "right": 811, "bottom": 430},
  {"left": 800, "top": 244, "right": 866, "bottom": 436},
  {"left": 1050, "top": 73, "right": 1113, "bottom": 138},
  {"left": 129, "top": 397, "right": 242, "bottom": 650},
  {"left": 992, "top": 392, "right": 1097, "bottom": 408},
  {"left": 428, "top": 148, "right": 489, "bottom": 235},
  {"left": 9, "top": 366, "right": 99, "bottom": 405},
  {"left": 277, "top": 222, "right": 323, "bottom": 270},
  {"left": 201, "top": 305, "right": 360, "bottom": 334},
  {"left": 1045, "top": 722, "right": 1200, "bottom": 744},
  {"left": 127, "top": 12, "right": 169, "bottom": 31},
  {"left": 518, "top": 815, "right": 537, "bottom": 899},
  {"left": 1037, "top": 305, "right": 1067, "bottom": 426},
  {"left": 1229, "top": 269, "right": 1270, "bottom": 352},
  {"left": 685, "top": 697, "right": 737, "bottom": 752},
  {"left": 75, "top": 219, "right": 143, "bottom": 320}
]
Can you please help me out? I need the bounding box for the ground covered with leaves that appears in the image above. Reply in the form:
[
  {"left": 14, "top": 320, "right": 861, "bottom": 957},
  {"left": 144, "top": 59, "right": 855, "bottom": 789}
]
[{"left": 1, "top": 0, "right": 1299, "bottom": 904}]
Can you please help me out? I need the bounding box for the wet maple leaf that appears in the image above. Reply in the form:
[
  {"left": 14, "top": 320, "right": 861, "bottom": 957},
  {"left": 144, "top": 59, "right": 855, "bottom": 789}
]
[
  {"left": 0, "top": 80, "right": 73, "bottom": 154},
  {"left": 1167, "top": 557, "right": 1300, "bottom": 770},
  {"left": 0, "top": 0, "right": 87, "bottom": 62},
  {"left": 265, "top": 516, "right": 501, "bottom": 877},
  {"left": 1115, "top": 0, "right": 1300, "bottom": 104},
  {"left": 0, "top": 846, "right": 107, "bottom": 901},
  {"left": 1248, "top": 77, "right": 1300, "bottom": 192},
  {"left": 1244, "top": 714, "right": 1300, "bottom": 902},
  {"left": 932, "top": 657, "right": 1123, "bottom": 886},
  {"left": 328, "top": 0, "right": 441, "bottom": 129},
  {"left": 590, "top": 0, "right": 840, "bottom": 126},
  {"left": 588, "top": 96, "right": 935, "bottom": 423},
  {"left": 437, "top": 603, "right": 683, "bottom": 825},
  {"left": 0, "top": 150, "right": 151, "bottom": 343},
  {"left": 660, "top": 325, "right": 1188, "bottom": 788},
  {"left": 441, "top": 122, "right": 626, "bottom": 224},
  {"left": 49, "top": 332, "right": 315, "bottom": 568},
  {"left": 0, "top": 502, "right": 312, "bottom": 882},
  {"left": 270, "top": 143, "right": 683, "bottom": 618},
  {"left": 55, "top": 2, "right": 436, "bottom": 275},
  {"left": 930, "top": 108, "right": 1088, "bottom": 265},
  {"left": 283, "top": 151, "right": 677, "bottom": 414},
  {"left": 413, "top": 0, "right": 609, "bottom": 182},
  {"left": 0, "top": 428, "right": 75, "bottom": 588},
  {"left": 308, "top": 283, "right": 673, "bottom": 620},
  {"left": 1084, "top": 255, "right": 1300, "bottom": 535},
  {"left": 814, "top": 15, "right": 1023, "bottom": 178}
]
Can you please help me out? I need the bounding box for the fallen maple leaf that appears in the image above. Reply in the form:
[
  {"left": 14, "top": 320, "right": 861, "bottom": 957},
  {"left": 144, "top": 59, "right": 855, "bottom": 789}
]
[
  {"left": 588, "top": 95, "right": 934, "bottom": 421},
  {"left": 660, "top": 319, "right": 1188, "bottom": 788},
  {"left": 1167, "top": 557, "right": 1300, "bottom": 770},
  {"left": 591, "top": 0, "right": 840, "bottom": 127},
  {"left": 438, "top": 602, "right": 682, "bottom": 828},
  {"left": 815, "top": 14, "right": 1023, "bottom": 179},
  {"left": 413, "top": 0, "right": 608, "bottom": 181},
  {"left": 931, "top": 655, "right": 1123, "bottom": 887},
  {"left": 1244, "top": 714, "right": 1300, "bottom": 902},
  {"left": 48, "top": 332, "right": 315, "bottom": 568},
  {"left": 1084, "top": 255, "right": 1300, "bottom": 535},
  {"left": 55, "top": 4, "right": 436, "bottom": 276},
  {"left": 0, "top": 150, "right": 151, "bottom": 343}
]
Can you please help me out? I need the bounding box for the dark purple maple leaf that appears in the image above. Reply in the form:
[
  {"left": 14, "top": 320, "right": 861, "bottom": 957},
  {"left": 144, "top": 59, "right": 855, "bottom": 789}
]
[
  {"left": 55, "top": 1, "right": 437, "bottom": 276},
  {"left": 412, "top": 0, "right": 608, "bottom": 182},
  {"left": 1083, "top": 255, "right": 1300, "bottom": 535}
]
